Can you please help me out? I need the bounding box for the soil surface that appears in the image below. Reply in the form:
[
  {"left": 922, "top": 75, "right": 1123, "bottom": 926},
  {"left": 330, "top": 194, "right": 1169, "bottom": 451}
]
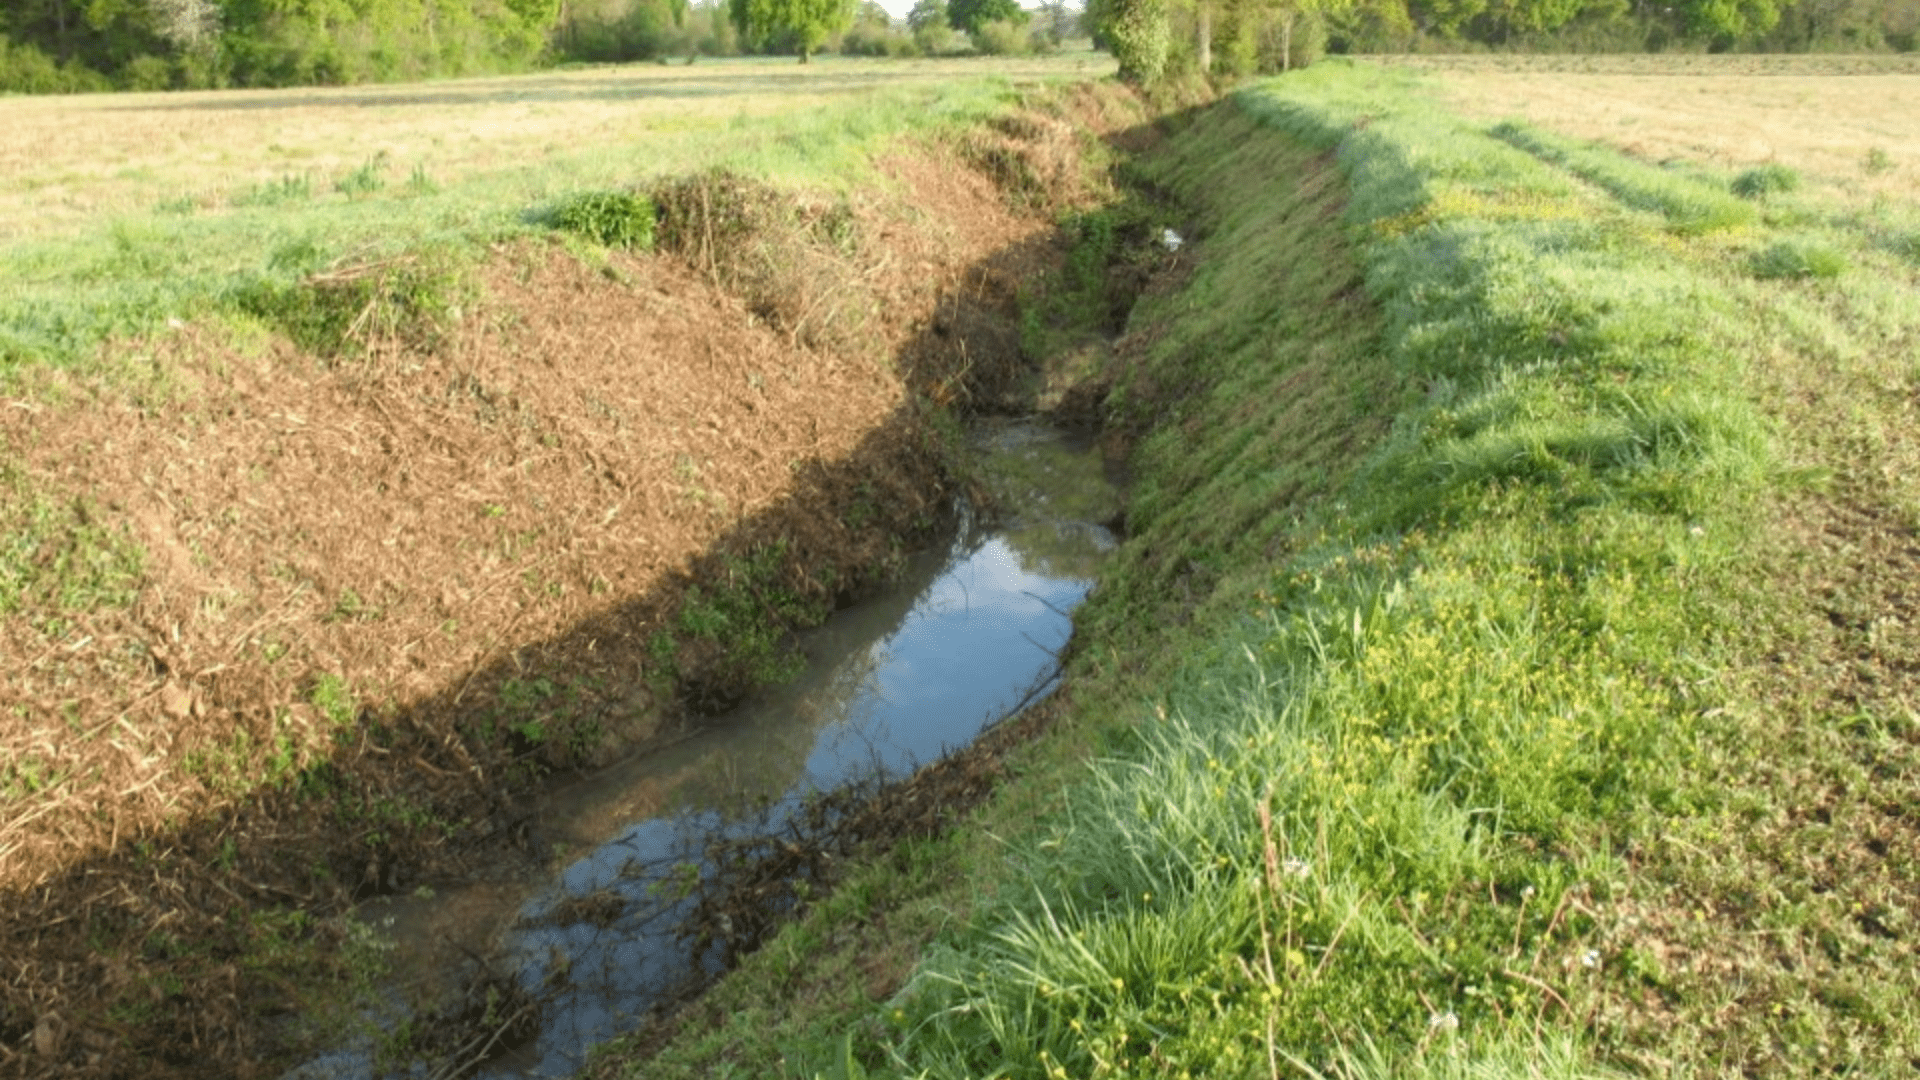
[{"left": 0, "top": 87, "right": 1129, "bottom": 1079}]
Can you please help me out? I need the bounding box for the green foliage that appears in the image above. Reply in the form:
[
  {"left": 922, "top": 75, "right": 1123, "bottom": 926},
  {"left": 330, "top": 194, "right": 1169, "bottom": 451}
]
[
  {"left": 1748, "top": 238, "right": 1848, "bottom": 279},
  {"left": 1101, "top": 0, "right": 1171, "bottom": 82},
  {"left": 1731, "top": 163, "right": 1802, "bottom": 199},
  {"left": 1679, "top": 0, "right": 1782, "bottom": 38},
  {"left": 969, "top": 17, "right": 1033, "bottom": 52},
  {"left": 906, "top": 0, "right": 949, "bottom": 30},
  {"left": 676, "top": 541, "right": 826, "bottom": 690},
  {"left": 729, "top": 0, "right": 858, "bottom": 59},
  {"left": 948, "top": 0, "right": 1029, "bottom": 32},
  {"left": 551, "top": 190, "right": 659, "bottom": 250},
  {"left": 555, "top": 0, "right": 689, "bottom": 62},
  {"left": 234, "top": 174, "right": 315, "bottom": 208}
]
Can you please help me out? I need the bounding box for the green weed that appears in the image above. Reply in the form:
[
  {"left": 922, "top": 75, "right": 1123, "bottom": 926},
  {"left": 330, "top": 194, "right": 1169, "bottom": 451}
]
[
  {"left": 550, "top": 190, "right": 657, "bottom": 250},
  {"left": 0, "top": 471, "right": 146, "bottom": 628},
  {"left": 308, "top": 673, "right": 356, "bottom": 728},
  {"left": 333, "top": 153, "right": 389, "bottom": 197},
  {"left": 235, "top": 173, "right": 314, "bottom": 208},
  {"left": 1748, "top": 238, "right": 1850, "bottom": 280},
  {"left": 1731, "top": 163, "right": 1802, "bottom": 199}
]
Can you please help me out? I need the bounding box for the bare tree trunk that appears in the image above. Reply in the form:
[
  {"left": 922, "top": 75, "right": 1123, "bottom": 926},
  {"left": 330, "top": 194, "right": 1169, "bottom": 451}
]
[
  {"left": 1197, "top": 1, "right": 1211, "bottom": 74},
  {"left": 54, "top": 0, "right": 72, "bottom": 61},
  {"left": 1281, "top": 11, "right": 1293, "bottom": 72}
]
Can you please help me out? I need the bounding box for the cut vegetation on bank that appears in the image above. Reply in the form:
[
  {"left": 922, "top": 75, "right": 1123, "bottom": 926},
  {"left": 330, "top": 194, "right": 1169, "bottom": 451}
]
[
  {"left": 0, "top": 64, "right": 1150, "bottom": 1078},
  {"left": 607, "top": 60, "right": 1920, "bottom": 1079}
]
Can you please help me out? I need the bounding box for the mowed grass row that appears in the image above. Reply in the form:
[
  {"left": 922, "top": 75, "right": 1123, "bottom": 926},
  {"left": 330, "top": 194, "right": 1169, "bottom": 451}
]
[{"left": 645, "top": 63, "right": 1917, "bottom": 1077}]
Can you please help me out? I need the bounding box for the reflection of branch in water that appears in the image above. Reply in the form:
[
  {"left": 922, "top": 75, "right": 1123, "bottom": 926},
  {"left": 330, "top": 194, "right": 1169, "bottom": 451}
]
[
  {"left": 1020, "top": 630, "right": 1065, "bottom": 660},
  {"left": 425, "top": 999, "right": 540, "bottom": 1080},
  {"left": 1021, "top": 588, "right": 1074, "bottom": 620}
]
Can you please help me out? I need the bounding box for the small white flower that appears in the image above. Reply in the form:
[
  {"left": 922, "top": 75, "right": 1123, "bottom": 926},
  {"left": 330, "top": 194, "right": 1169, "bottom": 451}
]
[
  {"left": 1282, "top": 857, "right": 1311, "bottom": 879},
  {"left": 1520, "top": 885, "right": 1536, "bottom": 901},
  {"left": 1428, "top": 1011, "right": 1459, "bottom": 1032},
  {"left": 1160, "top": 228, "right": 1183, "bottom": 252},
  {"left": 1582, "top": 949, "right": 1601, "bottom": 969},
  {"left": 1689, "top": 525, "right": 1705, "bottom": 538}
]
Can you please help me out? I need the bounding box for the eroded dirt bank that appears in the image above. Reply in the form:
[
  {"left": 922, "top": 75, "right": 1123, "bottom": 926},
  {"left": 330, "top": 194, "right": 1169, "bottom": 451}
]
[{"left": 0, "top": 84, "right": 1150, "bottom": 1078}]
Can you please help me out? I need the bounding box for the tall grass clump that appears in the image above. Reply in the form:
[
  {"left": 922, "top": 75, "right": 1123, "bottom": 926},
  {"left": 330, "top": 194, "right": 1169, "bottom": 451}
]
[
  {"left": 1748, "top": 237, "right": 1849, "bottom": 280},
  {"left": 1731, "top": 163, "right": 1801, "bottom": 199},
  {"left": 887, "top": 60, "right": 1772, "bottom": 1078}
]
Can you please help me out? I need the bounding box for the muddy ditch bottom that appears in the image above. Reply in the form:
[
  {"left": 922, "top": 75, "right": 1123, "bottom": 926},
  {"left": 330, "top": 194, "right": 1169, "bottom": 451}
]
[{"left": 284, "top": 418, "right": 1122, "bottom": 1079}]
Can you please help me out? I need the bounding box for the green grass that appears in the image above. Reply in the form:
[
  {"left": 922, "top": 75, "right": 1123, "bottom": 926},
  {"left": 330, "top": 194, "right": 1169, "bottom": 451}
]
[
  {"left": 0, "top": 469, "right": 146, "bottom": 629},
  {"left": 0, "top": 68, "right": 1078, "bottom": 376},
  {"left": 616, "top": 59, "right": 1920, "bottom": 1080},
  {"left": 1490, "top": 120, "right": 1756, "bottom": 235}
]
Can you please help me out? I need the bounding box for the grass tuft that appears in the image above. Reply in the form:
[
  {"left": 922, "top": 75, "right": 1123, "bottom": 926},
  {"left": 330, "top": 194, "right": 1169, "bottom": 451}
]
[
  {"left": 1748, "top": 238, "right": 1850, "bottom": 280},
  {"left": 1731, "top": 163, "right": 1802, "bottom": 199},
  {"left": 550, "top": 190, "right": 658, "bottom": 251}
]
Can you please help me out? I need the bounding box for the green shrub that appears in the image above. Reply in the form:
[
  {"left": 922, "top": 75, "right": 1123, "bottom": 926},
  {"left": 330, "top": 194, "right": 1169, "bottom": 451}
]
[
  {"left": 1731, "top": 163, "right": 1801, "bottom": 198},
  {"left": 0, "top": 38, "right": 111, "bottom": 94},
  {"left": 841, "top": 21, "right": 919, "bottom": 55},
  {"left": 551, "top": 190, "right": 658, "bottom": 250},
  {"left": 118, "top": 54, "right": 175, "bottom": 91},
  {"left": 970, "top": 18, "right": 1031, "bottom": 54},
  {"left": 913, "top": 22, "right": 967, "bottom": 54},
  {"left": 1749, "top": 239, "right": 1848, "bottom": 280}
]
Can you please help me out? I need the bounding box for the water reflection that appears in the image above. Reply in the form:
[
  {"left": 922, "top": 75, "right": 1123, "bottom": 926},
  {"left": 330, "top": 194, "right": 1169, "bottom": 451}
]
[
  {"left": 491, "top": 512, "right": 1106, "bottom": 1076},
  {"left": 292, "top": 422, "right": 1117, "bottom": 1078}
]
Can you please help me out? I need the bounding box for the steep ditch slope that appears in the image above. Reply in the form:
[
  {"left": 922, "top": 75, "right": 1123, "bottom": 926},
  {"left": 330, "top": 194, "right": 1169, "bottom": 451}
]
[{"left": 0, "top": 84, "right": 1149, "bottom": 1079}]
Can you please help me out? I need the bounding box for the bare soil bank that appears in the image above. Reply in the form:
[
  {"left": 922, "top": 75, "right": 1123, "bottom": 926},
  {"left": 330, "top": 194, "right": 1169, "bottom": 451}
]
[{"left": 0, "top": 84, "right": 1146, "bottom": 1078}]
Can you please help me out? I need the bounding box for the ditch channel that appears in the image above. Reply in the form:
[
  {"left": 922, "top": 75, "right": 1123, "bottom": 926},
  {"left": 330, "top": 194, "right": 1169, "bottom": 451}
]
[{"left": 289, "top": 417, "right": 1127, "bottom": 1079}]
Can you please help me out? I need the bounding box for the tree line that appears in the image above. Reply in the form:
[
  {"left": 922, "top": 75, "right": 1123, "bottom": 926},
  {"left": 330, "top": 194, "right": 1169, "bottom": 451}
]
[
  {"left": 1097, "top": 0, "right": 1918, "bottom": 82},
  {"left": 0, "top": 0, "right": 1075, "bottom": 91},
  {"left": 0, "top": 0, "right": 1912, "bottom": 93}
]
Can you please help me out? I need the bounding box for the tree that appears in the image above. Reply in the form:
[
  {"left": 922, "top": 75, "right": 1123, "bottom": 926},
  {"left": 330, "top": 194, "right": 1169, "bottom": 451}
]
[
  {"left": 1675, "top": 0, "right": 1782, "bottom": 39},
  {"left": 729, "top": 0, "right": 855, "bottom": 58},
  {"left": 1097, "top": 0, "right": 1170, "bottom": 81},
  {"left": 905, "top": 0, "right": 949, "bottom": 30},
  {"left": 144, "top": 0, "right": 219, "bottom": 51},
  {"left": 948, "top": 0, "right": 1029, "bottom": 32}
]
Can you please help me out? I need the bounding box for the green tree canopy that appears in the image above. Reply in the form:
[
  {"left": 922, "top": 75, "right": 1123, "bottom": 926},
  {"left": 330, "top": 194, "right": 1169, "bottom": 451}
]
[
  {"left": 728, "top": 0, "right": 855, "bottom": 58},
  {"left": 948, "top": 0, "right": 1029, "bottom": 31},
  {"left": 905, "top": 0, "right": 949, "bottom": 30}
]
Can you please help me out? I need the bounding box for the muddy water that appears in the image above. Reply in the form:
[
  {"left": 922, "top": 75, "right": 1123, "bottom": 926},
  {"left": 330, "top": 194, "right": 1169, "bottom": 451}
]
[{"left": 294, "top": 420, "right": 1121, "bottom": 1078}]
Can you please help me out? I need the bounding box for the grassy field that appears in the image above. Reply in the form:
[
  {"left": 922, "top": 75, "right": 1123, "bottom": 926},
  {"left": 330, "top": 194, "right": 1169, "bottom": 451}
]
[
  {"left": 1396, "top": 55, "right": 1920, "bottom": 209},
  {"left": 0, "top": 53, "right": 1113, "bottom": 369},
  {"left": 606, "top": 57, "right": 1920, "bottom": 1079}
]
